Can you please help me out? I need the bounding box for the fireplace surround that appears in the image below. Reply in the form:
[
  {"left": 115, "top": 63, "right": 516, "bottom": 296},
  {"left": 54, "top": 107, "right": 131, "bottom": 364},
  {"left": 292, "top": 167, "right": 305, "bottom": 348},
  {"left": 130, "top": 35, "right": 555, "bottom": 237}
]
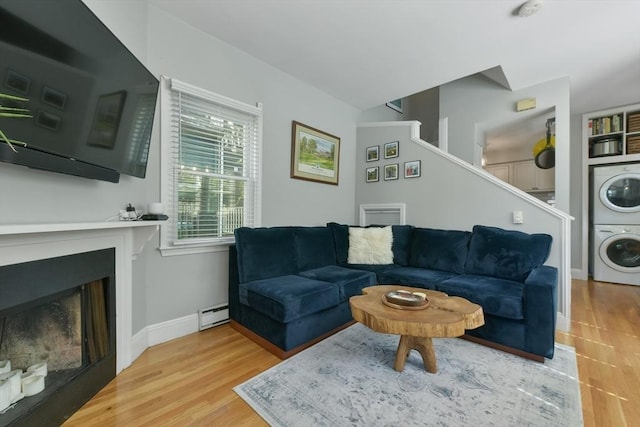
[
  {"left": 0, "top": 249, "right": 116, "bottom": 426},
  {"left": 0, "top": 221, "right": 160, "bottom": 426}
]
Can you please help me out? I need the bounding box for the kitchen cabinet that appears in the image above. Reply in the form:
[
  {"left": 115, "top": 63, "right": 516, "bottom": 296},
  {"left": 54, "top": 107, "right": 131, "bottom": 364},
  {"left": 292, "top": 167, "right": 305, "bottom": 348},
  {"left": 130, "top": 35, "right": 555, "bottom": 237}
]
[
  {"left": 485, "top": 163, "right": 511, "bottom": 183},
  {"left": 486, "top": 160, "right": 554, "bottom": 192},
  {"left": 513, "top": 160, "right": 554, "bottom": 191}
]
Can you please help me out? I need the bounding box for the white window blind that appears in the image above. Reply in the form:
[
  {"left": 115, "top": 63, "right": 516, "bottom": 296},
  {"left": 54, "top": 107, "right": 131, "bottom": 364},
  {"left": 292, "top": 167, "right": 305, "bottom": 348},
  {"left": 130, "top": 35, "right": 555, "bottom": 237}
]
[{"left": 160, "top": 77, "right": 262, "bottom": 251}]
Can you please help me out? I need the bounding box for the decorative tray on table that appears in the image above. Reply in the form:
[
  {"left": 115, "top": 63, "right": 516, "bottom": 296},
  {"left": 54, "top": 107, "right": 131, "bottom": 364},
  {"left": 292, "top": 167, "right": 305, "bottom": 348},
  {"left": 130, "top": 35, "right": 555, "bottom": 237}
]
[{"left": 382, "top": 290, "right": 430, "bottom": 310}]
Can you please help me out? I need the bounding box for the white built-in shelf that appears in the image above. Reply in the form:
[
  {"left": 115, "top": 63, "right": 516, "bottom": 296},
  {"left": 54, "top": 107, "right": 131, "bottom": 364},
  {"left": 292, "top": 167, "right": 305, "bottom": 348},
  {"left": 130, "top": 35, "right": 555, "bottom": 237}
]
[{"left": 584, "top": 103, "right": 640, "bottom": 165}]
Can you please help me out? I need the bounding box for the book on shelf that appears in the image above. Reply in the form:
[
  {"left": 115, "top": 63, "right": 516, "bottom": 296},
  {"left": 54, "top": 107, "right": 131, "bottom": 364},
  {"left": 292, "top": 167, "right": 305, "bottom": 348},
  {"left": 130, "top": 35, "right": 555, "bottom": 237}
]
[{"left": 589, "top": 113, "right": 623, "bottom": 136}]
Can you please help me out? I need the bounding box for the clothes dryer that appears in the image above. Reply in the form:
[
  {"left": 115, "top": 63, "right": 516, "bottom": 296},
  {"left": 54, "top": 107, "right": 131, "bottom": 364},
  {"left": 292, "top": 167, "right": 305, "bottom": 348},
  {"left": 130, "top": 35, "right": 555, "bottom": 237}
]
[
  {"left": 593, "top": 224, "right": 640, "bottom": 285},
  {"left": 592, "top": 163, "right": 640, "bottom": 224}
]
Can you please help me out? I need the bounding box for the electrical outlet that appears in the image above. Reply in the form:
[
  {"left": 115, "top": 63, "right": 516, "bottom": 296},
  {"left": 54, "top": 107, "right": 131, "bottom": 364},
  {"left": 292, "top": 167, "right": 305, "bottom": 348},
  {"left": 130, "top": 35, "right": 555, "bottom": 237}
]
[{"left": 513, "top": 211, "right": 524, "bottom": 224}]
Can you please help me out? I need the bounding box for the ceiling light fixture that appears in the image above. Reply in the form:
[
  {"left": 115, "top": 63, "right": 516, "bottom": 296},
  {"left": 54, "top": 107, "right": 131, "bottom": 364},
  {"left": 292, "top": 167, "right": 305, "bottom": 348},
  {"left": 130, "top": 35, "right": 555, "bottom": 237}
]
[{"left": 518, "top": 0, "right": 544, "bottom": 17}]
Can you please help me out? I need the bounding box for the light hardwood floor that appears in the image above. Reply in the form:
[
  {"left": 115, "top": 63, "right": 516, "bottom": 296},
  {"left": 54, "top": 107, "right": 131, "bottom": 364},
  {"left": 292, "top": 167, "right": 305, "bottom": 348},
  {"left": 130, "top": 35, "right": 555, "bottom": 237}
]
[{"left": 64, "top": 279, "right": 639, "bottom": 426}]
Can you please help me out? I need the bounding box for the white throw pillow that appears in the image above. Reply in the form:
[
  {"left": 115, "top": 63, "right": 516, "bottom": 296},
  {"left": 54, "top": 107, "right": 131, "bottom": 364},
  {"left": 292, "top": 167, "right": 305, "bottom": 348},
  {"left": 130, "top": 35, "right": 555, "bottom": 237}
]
[{"left": 347, "top": 226, "right": 394, "bottom": 265}]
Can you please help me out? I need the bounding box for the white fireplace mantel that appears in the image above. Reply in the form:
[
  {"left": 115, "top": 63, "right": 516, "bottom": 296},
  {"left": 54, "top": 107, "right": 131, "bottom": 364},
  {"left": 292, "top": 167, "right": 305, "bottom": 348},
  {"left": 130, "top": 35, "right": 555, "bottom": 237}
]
[
  {"left": 0, "top": 221, "right": 164, "bottom": 374},
  {"left": 0, "top": 221, "right": 163, "bottom": 259}
]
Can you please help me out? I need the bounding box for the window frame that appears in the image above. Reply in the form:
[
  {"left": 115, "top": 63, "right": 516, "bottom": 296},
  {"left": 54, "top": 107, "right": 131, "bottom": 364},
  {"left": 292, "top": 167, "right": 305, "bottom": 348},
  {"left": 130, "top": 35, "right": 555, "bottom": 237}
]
[{"left": 158, "top": 76, "right": 262, "bottom": 256}]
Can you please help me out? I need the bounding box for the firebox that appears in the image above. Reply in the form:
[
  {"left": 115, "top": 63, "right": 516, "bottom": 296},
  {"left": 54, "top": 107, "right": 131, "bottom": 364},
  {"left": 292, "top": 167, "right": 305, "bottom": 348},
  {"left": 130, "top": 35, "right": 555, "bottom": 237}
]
[{"left": 0, "top": 248, "right": 116, "bottom": 426}]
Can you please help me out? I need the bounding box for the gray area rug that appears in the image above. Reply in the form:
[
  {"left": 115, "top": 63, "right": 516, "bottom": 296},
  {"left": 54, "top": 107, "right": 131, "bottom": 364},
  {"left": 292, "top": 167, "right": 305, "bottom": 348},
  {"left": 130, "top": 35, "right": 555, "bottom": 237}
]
[{"left": 234, "top": 323, "right": 583, "bottom": 426}]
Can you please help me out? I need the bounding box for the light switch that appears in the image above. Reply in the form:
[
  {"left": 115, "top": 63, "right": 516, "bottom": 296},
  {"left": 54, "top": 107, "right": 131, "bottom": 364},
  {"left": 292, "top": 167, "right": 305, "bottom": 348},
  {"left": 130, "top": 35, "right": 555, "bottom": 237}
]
[{"left": 513, "top": 211, "right": 524, "bottom": 224}]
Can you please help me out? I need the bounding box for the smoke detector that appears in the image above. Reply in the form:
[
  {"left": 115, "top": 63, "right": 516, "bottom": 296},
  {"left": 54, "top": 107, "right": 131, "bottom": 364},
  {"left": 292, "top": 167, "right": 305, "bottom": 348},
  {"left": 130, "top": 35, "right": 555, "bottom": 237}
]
[{"left": 518, "top": 0, "right": 544, "bottom": 17}]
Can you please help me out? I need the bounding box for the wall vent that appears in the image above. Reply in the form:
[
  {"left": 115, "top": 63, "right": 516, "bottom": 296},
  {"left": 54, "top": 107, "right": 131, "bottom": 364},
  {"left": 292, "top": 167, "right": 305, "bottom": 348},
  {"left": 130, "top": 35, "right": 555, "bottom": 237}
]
[
  {"left": 198, "top": 303, "right": 229, "bottom": 331},
  {"left": 359, "top": 203, "right": 406, "bottom": 226}
]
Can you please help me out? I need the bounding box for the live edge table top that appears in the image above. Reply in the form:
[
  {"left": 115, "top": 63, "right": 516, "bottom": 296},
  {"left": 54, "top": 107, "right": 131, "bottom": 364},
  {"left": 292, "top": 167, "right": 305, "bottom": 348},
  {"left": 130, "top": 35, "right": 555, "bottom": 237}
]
[{"left": 349, "top": 285, "right": 485, "bottom": 373}]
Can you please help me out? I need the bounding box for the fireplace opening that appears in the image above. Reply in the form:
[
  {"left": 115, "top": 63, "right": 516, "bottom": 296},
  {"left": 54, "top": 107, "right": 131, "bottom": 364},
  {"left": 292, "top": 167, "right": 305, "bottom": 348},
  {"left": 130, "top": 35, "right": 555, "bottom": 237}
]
[{"left": 0, "top": 249, "right": 115, "bottom": 427}]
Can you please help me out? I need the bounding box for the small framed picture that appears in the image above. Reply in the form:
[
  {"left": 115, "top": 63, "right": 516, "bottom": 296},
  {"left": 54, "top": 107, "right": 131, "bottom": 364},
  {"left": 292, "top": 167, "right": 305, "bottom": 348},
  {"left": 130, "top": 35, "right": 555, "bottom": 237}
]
[
  {"left": 41, "top": 86, "right": 67, "bottom": 110},
  {"left": 384, "top": 141, "right": 399, "bottom": 159},
  {"left": 5, "top": 70, "right": 31, "bottom": 95},
  {"left": 366, "top": 145, "right": 379, "bottom": 162},
  {"left": 35, "top": 110, "right": 61, "bottom": 132},
  {"left": 384, "top": 164, "right": 399, "bottom": 180},
  {"left": 366, "top": 166, "right": 379, "bottom": 183},
  {"left": 404, "top": 160, "right": 421, "bottom": 178}
]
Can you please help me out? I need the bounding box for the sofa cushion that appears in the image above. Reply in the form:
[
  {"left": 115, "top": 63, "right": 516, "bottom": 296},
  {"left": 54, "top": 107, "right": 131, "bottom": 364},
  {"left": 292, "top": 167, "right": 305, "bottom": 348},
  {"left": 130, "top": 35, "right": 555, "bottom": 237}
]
[
  {"left": 327, "top": 222, "right": 413, "bottom": 265},
  {"left": 294, "top": 227, "right": 337, "bottom": 271},
  {"left": 377, "top": 266, "right": 458, "bottom": 290},
  {"left": 299, "top": 265, "right": 376, "bottom": 301},
  {"left": 348, "top": 226, "right": 393, "bottom": 264},
  {"left": 239, "top": 275, "right": 339, "bottom": 323},
  {"left": 234, "top": 227, "right": 297, "bottom": 283},
  {"left": 337, "top": 262, "right": 399, "bottom": 275},
  {"left": 437, "top": 275, "right": 524, "bottom": 320},
  {"left": 465, "top": 225, "right": 552, "bottom": 282},
  {"left": 409, "top": 228, "right": 471, "bottom": 274},
  {"left": 390, "top": 225, "right": 413, "bottom": 266},
  {"left": 327, "top": 222, "right": 350, "bottom": 263}
]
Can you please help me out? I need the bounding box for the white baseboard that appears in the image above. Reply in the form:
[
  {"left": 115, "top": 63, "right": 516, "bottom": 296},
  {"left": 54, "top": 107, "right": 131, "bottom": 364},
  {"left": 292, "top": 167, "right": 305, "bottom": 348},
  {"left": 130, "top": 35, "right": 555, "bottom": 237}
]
[
  {"left": 556, "top": 313, "right": 569, "bottom": 332},
  {"left": 131, "top": 313, "right": 199, "bottom": 363},
  {"left": 571, "top": 268, "right": 587, "bottom": 280}
]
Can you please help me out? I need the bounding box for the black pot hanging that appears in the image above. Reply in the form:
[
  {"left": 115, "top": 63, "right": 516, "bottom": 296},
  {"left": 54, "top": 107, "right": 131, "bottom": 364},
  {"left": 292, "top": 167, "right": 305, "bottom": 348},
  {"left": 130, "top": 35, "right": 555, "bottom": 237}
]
[{"left": 535, "top": 118, "right": 555, "bottom": 169}]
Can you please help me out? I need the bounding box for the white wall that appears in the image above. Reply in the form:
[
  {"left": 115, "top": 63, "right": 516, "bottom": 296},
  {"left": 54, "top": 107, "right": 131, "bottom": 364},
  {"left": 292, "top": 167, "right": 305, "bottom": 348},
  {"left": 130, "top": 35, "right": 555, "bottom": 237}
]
[
  {"left": 438, "top": 75, "right": 578, "bottom": 271},
  {"left": 359, "top": 103, "right": 404, "bottom": 122},
  {"left": 0, "top": 0, "right": 362, "bottom": 333},
  {"left": 139, "top": 5, "right": 364, "bottom": 329},
  {"left": 356, "top": 123, "right": 565, "bottom": 239}
]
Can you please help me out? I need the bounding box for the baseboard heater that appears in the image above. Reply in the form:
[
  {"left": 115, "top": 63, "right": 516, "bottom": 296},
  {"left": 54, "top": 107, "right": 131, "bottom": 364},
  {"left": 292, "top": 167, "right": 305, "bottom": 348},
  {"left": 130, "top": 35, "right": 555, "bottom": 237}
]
[{"left": 198, "top": 303, "right": 230, "bottom": 330}]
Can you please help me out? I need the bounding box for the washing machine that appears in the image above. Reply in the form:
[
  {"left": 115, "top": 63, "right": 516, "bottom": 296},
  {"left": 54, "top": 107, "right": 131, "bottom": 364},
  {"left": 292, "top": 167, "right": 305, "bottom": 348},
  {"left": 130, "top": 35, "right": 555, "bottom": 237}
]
[
  {"left": 593, "top": 225, "right": 640, "bottom": 285},
  {"left": 592, "top": 163, "right": 640, "bottom": 224}
]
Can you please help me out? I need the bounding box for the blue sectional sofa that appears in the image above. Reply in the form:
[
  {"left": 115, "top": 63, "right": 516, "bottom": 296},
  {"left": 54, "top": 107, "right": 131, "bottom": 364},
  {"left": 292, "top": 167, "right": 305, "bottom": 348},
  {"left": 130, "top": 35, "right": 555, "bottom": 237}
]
[{"left": 228, "top": 223, "right": 558, "bottom": 361}]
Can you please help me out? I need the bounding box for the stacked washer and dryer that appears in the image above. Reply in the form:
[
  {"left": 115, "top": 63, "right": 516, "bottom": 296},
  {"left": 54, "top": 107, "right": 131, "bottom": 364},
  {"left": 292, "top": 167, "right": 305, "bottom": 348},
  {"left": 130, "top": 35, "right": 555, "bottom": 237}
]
[{"left": 591, "top": 163, "right": 640, "bottom": 285}]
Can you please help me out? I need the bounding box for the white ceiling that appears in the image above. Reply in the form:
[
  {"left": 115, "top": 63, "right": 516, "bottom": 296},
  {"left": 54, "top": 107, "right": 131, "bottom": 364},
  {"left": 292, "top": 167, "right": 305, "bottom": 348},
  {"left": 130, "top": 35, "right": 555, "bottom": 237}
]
[{"left": 149, "top": 0, "right": 640, "bottom": 114}]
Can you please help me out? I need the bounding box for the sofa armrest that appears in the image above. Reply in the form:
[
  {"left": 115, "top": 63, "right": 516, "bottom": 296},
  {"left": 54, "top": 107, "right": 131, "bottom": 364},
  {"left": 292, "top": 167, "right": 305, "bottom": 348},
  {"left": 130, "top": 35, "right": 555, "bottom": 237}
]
[{"left": 523, "top": 265, "right": 558, "bottom": 358}]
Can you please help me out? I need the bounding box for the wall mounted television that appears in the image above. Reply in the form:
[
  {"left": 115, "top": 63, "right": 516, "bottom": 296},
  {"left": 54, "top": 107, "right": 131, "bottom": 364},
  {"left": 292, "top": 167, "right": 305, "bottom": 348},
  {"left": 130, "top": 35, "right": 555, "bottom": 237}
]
[{"left": 0, "top": 0, "right": 159, "bottom": 183}]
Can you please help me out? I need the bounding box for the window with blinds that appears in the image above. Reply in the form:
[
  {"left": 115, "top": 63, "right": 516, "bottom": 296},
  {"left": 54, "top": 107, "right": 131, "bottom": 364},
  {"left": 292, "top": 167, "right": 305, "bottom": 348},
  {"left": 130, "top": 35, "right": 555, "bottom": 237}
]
[{"left": 160, "top": 77, "right": 262, "bottom": 250}]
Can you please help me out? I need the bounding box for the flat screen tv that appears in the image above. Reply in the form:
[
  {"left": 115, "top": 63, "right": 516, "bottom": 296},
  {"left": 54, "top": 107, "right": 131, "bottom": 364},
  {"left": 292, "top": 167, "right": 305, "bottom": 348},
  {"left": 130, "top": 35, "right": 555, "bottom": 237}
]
[{"left": 0, "top": 0, "right": 159, "bottom": 183}]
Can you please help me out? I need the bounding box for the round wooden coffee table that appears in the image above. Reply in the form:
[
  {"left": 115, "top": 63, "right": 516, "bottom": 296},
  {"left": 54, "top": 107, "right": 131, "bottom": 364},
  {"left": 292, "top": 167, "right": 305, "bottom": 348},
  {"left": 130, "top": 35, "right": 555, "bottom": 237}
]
[{"left": 349, "top": 285, "right": 484, "bottom": 373}]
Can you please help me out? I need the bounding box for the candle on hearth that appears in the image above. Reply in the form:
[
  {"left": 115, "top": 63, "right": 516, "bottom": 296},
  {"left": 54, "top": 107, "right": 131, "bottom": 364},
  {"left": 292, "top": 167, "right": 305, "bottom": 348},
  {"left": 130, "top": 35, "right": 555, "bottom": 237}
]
[
  {"left": 22, "top": 374, "right": 45, "bottom": 397},
  {"left": 0, "top": 370, "right": 22, "bottom": 402},
  {"left": 27, "top": 362, "right": 48, "bottom": 377},
  {"left": 0, "top": 378, "right": 11, "bottom": 412}
]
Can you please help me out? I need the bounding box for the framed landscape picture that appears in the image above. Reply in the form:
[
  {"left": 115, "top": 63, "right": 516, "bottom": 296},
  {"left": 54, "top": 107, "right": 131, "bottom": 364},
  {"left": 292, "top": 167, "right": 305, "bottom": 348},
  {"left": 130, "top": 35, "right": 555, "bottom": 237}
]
[
  {"left": 366, "top": 145, "right": 379, "bottom": 162},
  {"left": 384, "top": 163, "right": 399, "bottom": 180},
  {"left": 404, "top": 160, "right": 421, "bottom": 178},
  {"left": 366, "top": 166, "right": 379, "bottom": 182},
  {"left": 291, "top": 121, "right": 340, "bottom": 185},
  {"left": 384, "top": 141, "right": 399, "bottom": 159}
]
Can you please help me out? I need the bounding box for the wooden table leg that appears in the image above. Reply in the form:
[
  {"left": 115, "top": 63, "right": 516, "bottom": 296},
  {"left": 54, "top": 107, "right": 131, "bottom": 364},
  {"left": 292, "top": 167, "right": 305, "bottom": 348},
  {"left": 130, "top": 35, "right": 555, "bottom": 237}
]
[
  {"left": 394, "top": 335, "right": 411, "bottom": 372},
  {"left": 394, "top": 335, "right": 437, "bottom": 373}
]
